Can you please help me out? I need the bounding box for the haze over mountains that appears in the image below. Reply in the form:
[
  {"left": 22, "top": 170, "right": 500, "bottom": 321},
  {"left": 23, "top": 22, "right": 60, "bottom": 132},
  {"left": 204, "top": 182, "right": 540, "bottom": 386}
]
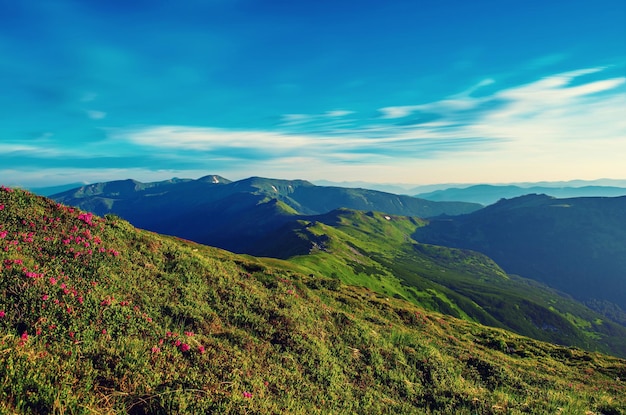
[
  {"left": 32, "top": 178, "right": 626, "bottom": 202},
  {"left": 414, "top": 184, "right": 626, "bottom": 206}
]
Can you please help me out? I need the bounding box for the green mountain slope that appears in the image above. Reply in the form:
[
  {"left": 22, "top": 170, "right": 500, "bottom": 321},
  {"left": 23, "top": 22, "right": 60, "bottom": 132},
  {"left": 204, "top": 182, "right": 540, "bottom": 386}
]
[
  {"left": 413, "top": 194, "right": 626, "bottom": 322},
  {"left": 2, "top": 187, "right": 625, "bottom": 414},
  {"left": 252, "top": 209, "right": 626, "bottom": 357}
]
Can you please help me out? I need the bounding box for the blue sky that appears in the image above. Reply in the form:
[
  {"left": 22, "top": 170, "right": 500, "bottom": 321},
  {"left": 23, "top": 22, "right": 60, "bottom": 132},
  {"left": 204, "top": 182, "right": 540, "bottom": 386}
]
[{"left": 1, "top": 0, "right": 625, "bottom": 187}]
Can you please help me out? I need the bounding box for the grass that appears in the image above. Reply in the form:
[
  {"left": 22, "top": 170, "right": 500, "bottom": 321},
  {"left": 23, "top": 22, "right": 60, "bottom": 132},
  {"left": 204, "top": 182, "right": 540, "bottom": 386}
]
[
  {"left": 0, "top": 186, "right": 625, "bottom": 414},
  {"left": 283, "top": 209, "right": 626, "bottom": 357}
]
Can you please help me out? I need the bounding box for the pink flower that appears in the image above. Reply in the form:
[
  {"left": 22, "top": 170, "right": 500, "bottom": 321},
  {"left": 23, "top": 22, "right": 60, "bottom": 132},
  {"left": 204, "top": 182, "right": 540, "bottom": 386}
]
[
  {"left": 198, "top": 345, "right": 205, "bottom": 354},
  {"left": 0, "top": 310, "right": 5, "bottom": 318},
  {"left": 21, "top": 332, "right": 28, "bottom": 341},
  {"left": 184, "top": 331, "right": 194, "bottom": 337},
  {"left": 243, "top": 391, "right": 253, "bottom": 399},
  {"left": 42, "top": 294, "right": 49, "bottom": 301},
  {"left": 180, "top": 343, "right": 190, "bottom": 352},
  {"left": 0, "top": 204, "right": 4, "bottom": 210},
  {"left": 0, "top": 231, "right": 7, "bottom": 239},
  {"left": 151, "top": 346, "right": 161, "bottom": 354}
]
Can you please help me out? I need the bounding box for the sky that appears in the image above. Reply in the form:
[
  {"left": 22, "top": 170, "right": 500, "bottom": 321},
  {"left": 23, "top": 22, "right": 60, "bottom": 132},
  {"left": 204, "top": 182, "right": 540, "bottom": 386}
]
[{"left": 1, "top": 0, "right": 625, "bottom": 188}]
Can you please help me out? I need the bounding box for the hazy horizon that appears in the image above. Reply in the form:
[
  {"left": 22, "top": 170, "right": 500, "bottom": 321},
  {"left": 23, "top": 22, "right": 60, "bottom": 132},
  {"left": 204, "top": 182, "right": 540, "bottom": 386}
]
[
  {"left": 1, "top": 1, "right": 625, "bottom": 188},
  {"left": 20, "top": 175, "right": 626, "bottom": 196}
]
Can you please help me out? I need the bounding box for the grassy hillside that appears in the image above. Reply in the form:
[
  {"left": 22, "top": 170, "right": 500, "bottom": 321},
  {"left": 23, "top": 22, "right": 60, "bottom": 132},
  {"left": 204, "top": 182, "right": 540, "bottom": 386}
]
[
  {"left": 253, "top": 209, "right": 626, "bottom": 357},
  {"left": 1, "top": 187, "right": 625, "bottom": 414}
]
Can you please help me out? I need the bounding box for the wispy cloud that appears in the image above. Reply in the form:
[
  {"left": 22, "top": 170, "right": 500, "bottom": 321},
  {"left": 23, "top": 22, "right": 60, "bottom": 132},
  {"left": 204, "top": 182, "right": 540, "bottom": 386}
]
[
  {"left": 114, "top": 66, "right": 625, "bottom": 159},
  {"left": 108, "top": 66, "right": 625, "bottom": 183},
  {"left": 325, "top": 110, "right": 354, "bottom": 117},
  {"left": 86, "top": 110, "right": 107, "bottom": 120},
  {"left": 4, "top": 65, "right": 624, "bottom": 187}
]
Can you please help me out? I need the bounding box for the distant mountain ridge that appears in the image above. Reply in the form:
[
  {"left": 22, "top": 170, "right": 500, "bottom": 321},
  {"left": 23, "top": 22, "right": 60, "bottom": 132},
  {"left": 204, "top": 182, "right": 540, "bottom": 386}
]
[
  {"left": 51, "top": 175, "right": 481, "bottom": 253},
  {"left": 313, "top": 178, "right": 626, "bottom": 197},
  {"left": 415, "top": 184, "right": 626, "bottom": 205}
]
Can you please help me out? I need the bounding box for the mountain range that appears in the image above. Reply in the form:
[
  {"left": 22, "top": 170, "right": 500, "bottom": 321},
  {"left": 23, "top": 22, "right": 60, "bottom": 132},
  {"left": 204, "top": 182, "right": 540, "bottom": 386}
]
[
  {"left": 50, "top": 176, "right": 626, "bottom": 357},
  {"left": 1, "top": 186, "right": 624, "bottom": 414},
  {"left": 414, "top": 184, "right": 626, "bottom": 206},
  {"left": 51, "top": 176, "right": 481, "bottom": 254}
]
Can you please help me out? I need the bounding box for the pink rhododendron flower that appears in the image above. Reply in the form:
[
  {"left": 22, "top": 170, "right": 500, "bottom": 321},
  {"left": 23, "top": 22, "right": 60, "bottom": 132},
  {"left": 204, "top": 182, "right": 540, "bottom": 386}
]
[
  {"left": 0, "top": 310, "right": 5, "bottom": 318},
  {"left": 180, "top": 343, "right": 190, "bottom": 352}
]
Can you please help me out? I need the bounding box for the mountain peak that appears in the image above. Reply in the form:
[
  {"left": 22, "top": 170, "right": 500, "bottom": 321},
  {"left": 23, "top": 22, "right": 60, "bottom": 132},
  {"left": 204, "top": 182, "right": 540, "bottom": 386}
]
[{"left": 197, "top": 175, "right": 231, "bottom": 184}]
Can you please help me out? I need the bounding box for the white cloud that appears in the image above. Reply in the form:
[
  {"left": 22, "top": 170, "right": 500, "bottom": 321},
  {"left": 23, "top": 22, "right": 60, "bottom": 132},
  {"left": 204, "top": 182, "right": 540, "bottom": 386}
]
[
  {"left": 87, "top": 110, "right": 107, "bottom": 120},
  {"left": 0, "top": 143, "right": 41, "bottom": 152},
  {"left": 117, "top": 126, "right": 326, "bottom": 151},
  {"left": 280, "top": 114, "right": 311, "bottom": 125},
  {"left": 325, "top": 110, "right": 354, "bottom": 117},
  {"left": 378, "top": 105, "right": 421, "bottom": 119},
  {"left": 117, "top": 67, "right": 625, "bottom": 171}
]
